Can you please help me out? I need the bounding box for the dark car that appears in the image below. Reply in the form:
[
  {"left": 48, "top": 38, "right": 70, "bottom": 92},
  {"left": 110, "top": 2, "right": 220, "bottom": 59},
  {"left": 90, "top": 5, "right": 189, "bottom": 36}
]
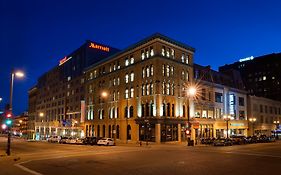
[
  {"left": 245, "top": 136, "right": 258, "bottom": 144},
  {"left": 213, "top": 138, "right": 233, "bottom": 146},
  {"left": 231, "top": 135, "right": 246, "bottom": 145},
  {"left": 83, "top": 137, "right": 98, "bottom": 145},
  {"left": 258, "top": 135, "right": 269, "bottom": 143}
]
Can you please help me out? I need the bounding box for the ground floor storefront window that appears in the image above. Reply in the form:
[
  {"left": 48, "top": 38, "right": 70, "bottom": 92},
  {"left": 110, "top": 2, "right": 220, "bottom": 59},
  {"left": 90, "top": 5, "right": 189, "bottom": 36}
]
[
  {"left": 161, "top": 124, "right": 178, "bottom": 142},
  {"left": 139, "top": 123, "right": 155, "bottom": 142}
]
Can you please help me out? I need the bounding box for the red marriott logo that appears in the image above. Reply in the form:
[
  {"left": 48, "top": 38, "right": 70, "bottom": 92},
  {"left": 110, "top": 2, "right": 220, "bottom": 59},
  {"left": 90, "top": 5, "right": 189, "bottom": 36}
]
[{"left": 89, "top": 42, "right": 110, "bottom": 52}]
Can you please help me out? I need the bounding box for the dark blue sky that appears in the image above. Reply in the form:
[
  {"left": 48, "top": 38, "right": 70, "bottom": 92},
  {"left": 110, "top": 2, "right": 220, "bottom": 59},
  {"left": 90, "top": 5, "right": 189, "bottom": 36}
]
[{"left": 1, "top": 0, "right": 281, "bottom": 115}]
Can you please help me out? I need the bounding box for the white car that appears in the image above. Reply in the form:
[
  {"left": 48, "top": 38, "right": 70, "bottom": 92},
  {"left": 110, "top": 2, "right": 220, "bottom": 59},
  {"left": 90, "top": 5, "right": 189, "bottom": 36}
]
[
  {"left": 66, "top": 137, "right": 77, "bottom": 144},
  {"left": 47, "top": 136, "right": 60, "bottom": 143},
  {"left": 97, "top": 138, "right": 115, "bottom": 146}
]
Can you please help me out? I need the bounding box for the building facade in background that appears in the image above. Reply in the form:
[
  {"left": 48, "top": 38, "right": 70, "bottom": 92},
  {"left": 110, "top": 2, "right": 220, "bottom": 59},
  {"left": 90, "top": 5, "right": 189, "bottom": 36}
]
[
  {"left": 193, "top": 64, "right": 248, "bottom": 141},
  {"left": 29, "top": 41, "right": 119, "bottom": 140},
  {"left": 219, "top": 53, "right": 281, "bottom": 101},
  {"left": 247, "top": 95, "right": 281, "bottom": 137}
]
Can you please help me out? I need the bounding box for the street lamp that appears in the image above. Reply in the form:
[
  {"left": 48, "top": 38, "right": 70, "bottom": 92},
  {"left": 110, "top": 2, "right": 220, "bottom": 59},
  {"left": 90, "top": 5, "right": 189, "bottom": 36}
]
[
  {"left": 223, "top": 115, "right": 233, "bottom": 139},
  {"left": 273, "top": 120, "right": 280, "bottom": 138},
  {"left": 249, "top": 117, "right": 256, "bottom": 136},
  {"left": 186, "top": 85, "right": 197, "bottom": 146},
  {"left": 7, "top": 69, "right": 25, "bottom": 156}
]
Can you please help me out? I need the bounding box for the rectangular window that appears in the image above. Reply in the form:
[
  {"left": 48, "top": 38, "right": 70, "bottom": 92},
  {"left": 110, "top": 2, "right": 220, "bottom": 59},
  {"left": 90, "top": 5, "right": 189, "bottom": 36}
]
[
  {"left": 215, "top": 92, "right": 222, "bottom": 103},
  {"left": 238, "top": 97, "right": 244, "bottom": 106},
  {"left": 125, "top": 89, "right": 129, "bottom": 99},
  {"left": 130, "top": 88, "right": 134, "bottom": 98}
]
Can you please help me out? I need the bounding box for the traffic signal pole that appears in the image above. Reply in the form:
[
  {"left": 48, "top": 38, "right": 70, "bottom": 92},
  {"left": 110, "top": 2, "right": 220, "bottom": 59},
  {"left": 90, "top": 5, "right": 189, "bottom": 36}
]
[{"left": 6, "top": 72, "right": 14, "bottom": 156}]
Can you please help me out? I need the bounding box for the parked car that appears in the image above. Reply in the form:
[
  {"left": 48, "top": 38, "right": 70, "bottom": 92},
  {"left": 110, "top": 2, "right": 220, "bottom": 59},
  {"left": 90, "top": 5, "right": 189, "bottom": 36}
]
[
  {"left": 97, "top": 138, "right": 115, "bottom": 146},
  {"left": 66, "top": 137, "right": 77, "bottom": 144},
  {"left": 75, "top": 138, "right": 84, "bottom": 144},
  {"left": 231, "top": 135, "right": 246, "bottom": 145},
  {"left": 213, "top": 138, "right": 233, "bottom": 146},
  {"left": 47, "top": 136, "right": 60, "bottom": 143},
  {"left": 258, "top": 135, "right": 269, "bottom": 143},
  {"left": 245, "top": 136, "right": 258, "bottom": 144},
  {"left": 59, "top": 137, "right": 69, "bottom": 144},
  {"left": 201, "top": 138, "right": 215, "bottom": 145},
  {"left": 83, "top": 137, "right": 98, "bottom": 145}
]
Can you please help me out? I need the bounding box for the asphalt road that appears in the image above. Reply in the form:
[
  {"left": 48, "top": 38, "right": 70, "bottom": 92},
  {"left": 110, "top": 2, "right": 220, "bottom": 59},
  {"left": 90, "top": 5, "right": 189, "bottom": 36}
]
[{"left": 0, "top": 137, "right": 281, "bottom": 175}]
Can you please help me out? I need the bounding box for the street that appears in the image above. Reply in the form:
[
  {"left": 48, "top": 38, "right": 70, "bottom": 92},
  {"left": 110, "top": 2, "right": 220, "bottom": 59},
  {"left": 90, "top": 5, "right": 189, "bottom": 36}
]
[{"left": 0, "top": 137, "right": 281, "bottom": 175}]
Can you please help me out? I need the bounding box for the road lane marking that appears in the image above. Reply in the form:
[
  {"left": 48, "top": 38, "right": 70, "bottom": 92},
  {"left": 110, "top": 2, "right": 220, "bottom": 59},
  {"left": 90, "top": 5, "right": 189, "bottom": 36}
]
[
  {"left": 15, "top": 160, "right": 43, "bottom": 175},
  {"left": 13, "top": 149, "right": 141, "bottom": 175}
]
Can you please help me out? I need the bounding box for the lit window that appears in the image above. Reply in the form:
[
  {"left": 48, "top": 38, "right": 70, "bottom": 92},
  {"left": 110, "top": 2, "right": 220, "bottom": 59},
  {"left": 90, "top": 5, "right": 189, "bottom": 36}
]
[
  {"left": 186, "top": 71, "right": 189, "bottom": 81},
  {"left": 171, "top": 49, "right": 175, "bottom": 58},
  {"left": 141, "top": 51, "right": 145, "bottom": 60},
  {"left": 146, "top": 84, "right": 150, "bottom": 95},
  {"left": 162, "top": 65, "right": 165, "bottom": 76},
  {"left": 186, "top": 55, "right": 189, "bottom": 64},
  {"left": 117, "top": 91, "right": 120, "bottom": 100},
  {"left": 94, "top": 70, "right": 97, "bottom": 78},
  {"left": 167, "top": 83, "right": 170, "bottom": 95},
  {"left": 125, "top": 89, "right": 129, "bottom": 99},
  {"left": 125, "top": 74, "right": 129, "bottom": 83},
  {"left": 117, "top": 62, "right": 120, "bottom": 69},
  {"left": 113, "top": 91, "right": 116, "bottom": 101},
  {"left": 171, "top": 83, "right": 174, "bottom": 95},
  {"left": 130, "top": 57, "right": 134, "bottom": 64},
  {"left": 113, "top": 64, "right": 116, "bottom": 71},
  {"left": 150, "top": 48, "right": 154, "bottom": 56},
  {"left": 67, "top": 76, "right": 71, "bottom": 81},
  {"left": 117, "top": 77, "right": 120, "bottom": 85},
  {"left": 142, "top": 85, "right": 145, "bottom": 96},
  {"left": 162, "top": 82, "right": 165, "bottom": 94},
  {"left": 150, "top": 84, "right": 153, "bottom": 94},
  {"left": 130, "top": 72, "right": 134, "bottom": 82},
  {"left": 89, "top": 72, "right": 93, "bottom": 80},
  {"left": 146, "top": 49, "right": 149, "bottom": 58},
  {"left": 150, "top": 65, "right": 153, "bottom": 76},
  {"left": 272, "top": 76, "right": 275, "bottom": 79},
  {"left": 162, "top": 46, "right": 165, "bottom": 56},
  {"left": 142, "top": 68, "right": 145, "bottom": 78},
  {"left": 130, "top": 88, "right": 134, "bottom": 98},
  {"left": 263, "top": 76, "right": 266, "bottom": 80},
  {"left": 146, "top": 67, "right": 150, "bottom": 77},
  {"left": 109, "top": 65, "right": 112, "bottom": 72},
  {"left": 166, "top": 48, "right": 170, "bottom": 58},
  {"left": 181, "top": 53, "right": 185, "bottom": 63},
  {"left": 113, "top": 78, "right": 116, "bottom": 86},
  {"left": 171, "top": 66, "right": 174, "bottom": 76},
  {"left": 125, "top": 58, "right": 129, "bottom": 66},
  {"left": 166, "top": 65, "right": 170, "bottom": 77}
]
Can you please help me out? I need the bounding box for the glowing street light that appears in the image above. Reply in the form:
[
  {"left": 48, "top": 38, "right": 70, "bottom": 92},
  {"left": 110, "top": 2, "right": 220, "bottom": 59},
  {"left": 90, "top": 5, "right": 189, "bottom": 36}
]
[
  {"left": 6, "top": 69, "right": 25, "bottom": 156},
  {"left": 223, "top": 115, "right": 234, "bottom": 138},
  {"left": 188, "top": 87, "right": 197, "bottom": 97},
  {"left": 249, "top": 117, "right": 257, "bottom": 136},
  {"left": 101, "top": 91, "right": 108, "bottom": 98},
  {"left": 39, "top": 112, "right": 44, "bottom": 117}
]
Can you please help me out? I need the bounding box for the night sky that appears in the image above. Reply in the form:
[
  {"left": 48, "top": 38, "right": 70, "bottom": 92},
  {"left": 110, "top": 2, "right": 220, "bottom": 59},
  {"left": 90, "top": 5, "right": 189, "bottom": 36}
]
[{"left": 1, "top": 0, "right": 281, "bottom": 115}]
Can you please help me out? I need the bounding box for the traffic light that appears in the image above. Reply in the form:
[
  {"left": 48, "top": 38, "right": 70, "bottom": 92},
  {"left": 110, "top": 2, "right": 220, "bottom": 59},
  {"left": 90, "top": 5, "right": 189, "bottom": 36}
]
[{"left": 4, "top": 110, "right": 13, "bottom": 127}]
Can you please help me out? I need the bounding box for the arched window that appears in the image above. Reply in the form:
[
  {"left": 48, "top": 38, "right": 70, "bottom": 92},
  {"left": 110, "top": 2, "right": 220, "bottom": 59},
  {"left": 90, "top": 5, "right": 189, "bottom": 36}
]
[
  {"left": 183, "top": 105, "right": 186, "bottom": 118},
  {"left": 125, "top": 106, "right": 128, "bottom": 118},
  {"left": 130, "top": 106, "right": 133, "bottom": 118},
  {"left": 172, "top": 104, "right": 175, "bottom": 117},
  {"left": 141, "top": 104, "right": 145, "bottom": 117},
  {"left": 145, "top": 103, "right": 149, "bottom": 117},
  {"left": 108, "top": 125, "right": 111, "bottom": 138},
  {"left": 97, "top": 125, "right": 100, "bottom": 137},
  {"left": 163, "top": 103, "right": 166, "bottom": 116},
  {"left": 103, "top": 125, "right": 106, "bottom": 137},
  {"left": 112, "top": 107, "right": 115, "bottom": 118},
  {"left": 167, "top": 103, "right": 171, "bottom": 117},
  {"left": 150, "top": 103, "right": 154, "bottom": 116},
  {"left": 146, "top": 66, "right": 150, "bottom": 77},
  {"left": 116, "top": 107, "right": 119, "bottom": 118},
  {"left": 127, "top": 125, "right": 131, "bottom": 140},
  {"left": 117, "top": 125, "right": 120, "bottom": 139}
]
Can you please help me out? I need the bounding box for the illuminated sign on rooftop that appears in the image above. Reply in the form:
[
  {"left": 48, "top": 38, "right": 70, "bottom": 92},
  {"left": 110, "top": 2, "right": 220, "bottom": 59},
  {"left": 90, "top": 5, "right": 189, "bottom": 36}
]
[
  {"left": 239, "top": 56, "right": 254, "bottom": 62},
  {"left": 89, "top": 42, "right": 110, "bottom": 52},
  {"left": 59, "top": 56, "right": 72, "bottom": 66}
]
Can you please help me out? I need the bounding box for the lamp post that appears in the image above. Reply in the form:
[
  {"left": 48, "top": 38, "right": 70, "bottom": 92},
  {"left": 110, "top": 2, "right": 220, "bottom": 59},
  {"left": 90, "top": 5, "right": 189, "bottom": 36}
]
[
  {"left": 7, "top": 70, "right": 24, "bottom": 156},
  {"left": 249, "top": 117, "right": 256, "bottom": 136},
  {"left": 186, "top": 86, "right": 197, "bottom": 145},
  {"left": 273, "top": 120, "right": 280, "bottom": 138},
  {"left": 223, "top": 115, "right": 233, "bottom": 139}
]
